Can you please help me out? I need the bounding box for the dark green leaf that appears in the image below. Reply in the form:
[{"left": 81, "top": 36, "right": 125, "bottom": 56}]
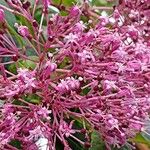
[
  {"left": 56, "top": 137, "right": 64, "bottom": 150},
  {"left": 81, "top": 87, "right": 91, "bottom": 96},
  {"left": 90, "top": 131, "right": 105, "bottom": 150},
  {"left": 9, "top": 139, "right": 22, "bottom": 149},
  {"left": 68, "top": 138, "right": 84, "bottom": 150},
  {"left": 34, "top": 8, "right": 43, "bottom": 24}
]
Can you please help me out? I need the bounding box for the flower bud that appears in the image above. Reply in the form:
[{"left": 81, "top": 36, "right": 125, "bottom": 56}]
[
  {"left": 80, "top": 129, "right": 86, "bottom": 134},
  {"left": 41, "top": 61, "right": 57, "bottom": 79},
  {"left": 12, "top": 54, "right": 19, "bottom": 62},
  {"left": 84, "top": 142, "right": 91, "bottom": 148},
  {"left": 23, "top": 1, "right": 31, "bottom": 9},
  {"left": 18, "top": 25, "right": 30, "bottom": 37},
  {"left": 70, "top": 6, "right": 81, "bottom": 17},
  {"left": 33, "top": 20, "right": 38, "bottom": 28},
  {"left": 45, "top": 61, "right": 57, "bottom": 72}
]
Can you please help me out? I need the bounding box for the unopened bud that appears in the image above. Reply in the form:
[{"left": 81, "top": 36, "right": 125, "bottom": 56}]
[
  {"left": 70, "top": 6, "right": 81, "bottom": 17},
  {"left": 18, "top": 25, "right": 30, "bottom": 37}
]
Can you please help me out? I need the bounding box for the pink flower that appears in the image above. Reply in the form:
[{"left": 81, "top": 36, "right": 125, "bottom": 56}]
[
  {"left": 73, "top": 21, "right": 87, "bottom": 33},
  {"left": 59, "top": 121, "right": 75, "bottom": 137},
  {"left": 104, "top": 114, "right": 119, "bottom": 130},
  {"left": 28, "top": 126, "right": 44, "bottom": 141},
  {"left": 103, "top": 80, "right": 118, "bottom": 90},
  {"left": 64, "top": 33, "right": 78, "bottom": 44},
  {"left": 37, "top": 107, "right": 51, "bottom": 120},
  {"left": 17, "top": 68, "right": 37, "bottom": 90},
  {"left": 77, "top": 50, "right": 95, "bottom": 63},
  {"left": 57, "top": 77, "right": 80, "bottom": 93}
]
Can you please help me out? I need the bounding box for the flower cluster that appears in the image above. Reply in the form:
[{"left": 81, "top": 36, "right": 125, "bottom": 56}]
[
  {"left": 0, "top": 68, "right": 37, "bottom": 99},
  {"left": 57, "top": 77, "right": 80, "bottom": 93},
  {"left": 0, "top": 0, "right": 150, "bottom": 149}
]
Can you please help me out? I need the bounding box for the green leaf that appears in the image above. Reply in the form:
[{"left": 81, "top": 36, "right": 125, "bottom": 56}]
[
  {"left": 81, "top": 87, "right": 91, "bottom": 96},
  {"left": 7, "top": 63, "right": 17, "bottom": 74},
  {"left": 34, "top": 8, "right": 43, "bottom": 24},
  {"left": 141, "top": 131, "right": 150, "bottom": 141},
  {"left": 18, "top": 56, "right": 38, "bottom": 70},
  {"left": 30, "top": 0, "right": 35, "bottom": 6},
  {"left": 58, "top": 57, "right": 71, "bottom": 69},
  {"left": 90, "top": 131, "right": 105, "bottom": 150},
  {"left": 91, "top": 0, "right": 116, "bottom": 7},
  {"left": 60, "top": 10, "right": 69, "bottom": 16},
  {"left": 55, "top": 137, "right": 64, "bottom": 150},
  {"left": 26, "top": 48, "right": 38, "bottom": 56},
  {"left": 69, "top": 114, "right": 91, "bottom": 130},
  {"left": 0, "top": 0, "right": 16, "bottom": 26},
  {"left": 130, "top": 133, "right": 150, "bottom": 146},
  {"left": 91, "top": 0, "right": 108, "bottom": 6},
  {"left": 24, "top": 94, "right": 41, "bottom": 104},
  {"left": 68, "top": 138, "right": 84, "bottom": 150},
  {"left": 52, "top": 0, "right": 76, "bottom": 7}
]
